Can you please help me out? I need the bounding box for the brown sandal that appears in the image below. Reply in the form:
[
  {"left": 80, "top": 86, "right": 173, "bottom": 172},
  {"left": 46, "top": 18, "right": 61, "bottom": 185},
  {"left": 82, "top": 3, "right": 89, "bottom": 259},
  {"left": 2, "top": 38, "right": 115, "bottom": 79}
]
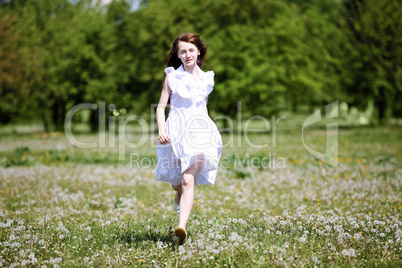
[{"left": 175, "top": 227, "right": 187, "bottom": 245}]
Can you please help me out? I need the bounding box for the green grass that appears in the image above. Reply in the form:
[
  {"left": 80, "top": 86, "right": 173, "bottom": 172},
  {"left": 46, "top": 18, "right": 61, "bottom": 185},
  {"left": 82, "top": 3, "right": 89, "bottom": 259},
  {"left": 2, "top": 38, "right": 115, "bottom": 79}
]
[{"left": 0, "top": 128, "right": 401, "bottom": 267}]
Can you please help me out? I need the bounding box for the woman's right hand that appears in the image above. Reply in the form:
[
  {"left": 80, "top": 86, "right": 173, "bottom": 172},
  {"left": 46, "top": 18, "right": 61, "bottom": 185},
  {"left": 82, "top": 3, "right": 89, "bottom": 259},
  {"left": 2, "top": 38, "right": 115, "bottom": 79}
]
[{"left": 158, "top": 133, "right": 170, "bottom": 144}]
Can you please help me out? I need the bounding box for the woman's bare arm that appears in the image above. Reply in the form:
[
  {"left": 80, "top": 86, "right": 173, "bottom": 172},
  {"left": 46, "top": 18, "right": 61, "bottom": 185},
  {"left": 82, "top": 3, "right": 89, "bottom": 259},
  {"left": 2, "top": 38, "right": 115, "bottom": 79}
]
[{"left": 156, "top": 74, "right": 172, "bottom": 144}]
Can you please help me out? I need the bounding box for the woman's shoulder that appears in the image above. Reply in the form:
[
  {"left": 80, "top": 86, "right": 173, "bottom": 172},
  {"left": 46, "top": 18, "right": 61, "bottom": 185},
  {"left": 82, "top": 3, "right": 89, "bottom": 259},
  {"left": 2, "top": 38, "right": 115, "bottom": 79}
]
[
  {"left": 198, "top": 67, "right": 214, "bottom": 84},
  {"left": 164, "top": 66, "right": 178, "bottom": 88},
  {"left": 197, "top": 67, "right": 215, "bottom": 95},
  {"left": 164, "top": 66, "right": 176, "bottom": 76},
  {"left": 198, "top": 68, "right": 214, "bottom": 81}
]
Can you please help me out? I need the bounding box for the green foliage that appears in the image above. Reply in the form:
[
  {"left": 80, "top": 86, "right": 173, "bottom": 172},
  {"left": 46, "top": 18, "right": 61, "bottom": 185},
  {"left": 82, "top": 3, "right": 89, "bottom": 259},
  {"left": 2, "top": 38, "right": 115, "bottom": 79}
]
[
  {"left": 0, "top": 143, "right": 165, "bottom": 167},
  {"left": 0, "top": 147, "right": 33, "bottom": 167},
  {"left": 0, "top": 10, "right": 28, "bottom": 124},
  {"left": 0, "top": 147, "right": 72, "bottom": 167},
  {"left": 0, "top": 0, "right": 400, "bottom": 130},
  {"left": 208, "top": 1, "right": 345, "bottom": 117},
  {"left": 339, "top": 0, "right": 402, "bottom": 124}
]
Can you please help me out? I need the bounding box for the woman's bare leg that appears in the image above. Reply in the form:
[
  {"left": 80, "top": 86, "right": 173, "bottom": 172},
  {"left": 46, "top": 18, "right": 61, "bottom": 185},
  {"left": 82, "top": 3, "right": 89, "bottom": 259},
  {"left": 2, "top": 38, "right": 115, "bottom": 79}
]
[
  {"left": 172, "top": 184, "right": 182, "bottom": 204},
  {"left": 178, "top": 154, "right": 203, "bottom": 229}
]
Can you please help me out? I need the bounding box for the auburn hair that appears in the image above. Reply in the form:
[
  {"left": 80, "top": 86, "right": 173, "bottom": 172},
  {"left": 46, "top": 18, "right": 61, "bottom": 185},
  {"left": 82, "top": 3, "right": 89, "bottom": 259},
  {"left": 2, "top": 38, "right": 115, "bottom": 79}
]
[{"left": 166, "top": 33, "right": 208, "bottom": 70}]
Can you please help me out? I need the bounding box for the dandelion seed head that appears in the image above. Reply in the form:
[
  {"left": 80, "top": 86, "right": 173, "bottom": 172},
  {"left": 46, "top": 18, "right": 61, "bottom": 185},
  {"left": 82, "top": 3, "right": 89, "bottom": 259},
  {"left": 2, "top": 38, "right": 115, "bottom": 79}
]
[{"left": 312, "top": 256, "right": 320, "bottom": 264}]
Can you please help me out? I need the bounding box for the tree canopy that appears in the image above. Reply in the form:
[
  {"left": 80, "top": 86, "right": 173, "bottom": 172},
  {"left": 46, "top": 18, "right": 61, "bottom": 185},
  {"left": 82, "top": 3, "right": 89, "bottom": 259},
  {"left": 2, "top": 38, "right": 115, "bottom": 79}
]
[{"left": 0, "top": 0, "right": 400, "bottom": 131}]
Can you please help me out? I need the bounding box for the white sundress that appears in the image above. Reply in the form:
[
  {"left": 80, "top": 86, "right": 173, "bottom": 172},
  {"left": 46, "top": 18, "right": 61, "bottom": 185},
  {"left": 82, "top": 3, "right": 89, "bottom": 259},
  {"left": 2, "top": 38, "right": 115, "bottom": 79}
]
[{"left": 156, "top": 64, "right": 223, "bottom": 186}]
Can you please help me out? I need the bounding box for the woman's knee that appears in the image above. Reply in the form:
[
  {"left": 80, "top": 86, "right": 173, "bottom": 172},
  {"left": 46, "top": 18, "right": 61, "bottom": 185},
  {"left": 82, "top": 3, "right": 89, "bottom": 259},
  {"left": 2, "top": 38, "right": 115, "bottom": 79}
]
[
  {"left": 172, "top": 184, "right": 182, "bottom": 191},
  {"left": 182, "top": 174, "right": 194, "bottom": 189}
]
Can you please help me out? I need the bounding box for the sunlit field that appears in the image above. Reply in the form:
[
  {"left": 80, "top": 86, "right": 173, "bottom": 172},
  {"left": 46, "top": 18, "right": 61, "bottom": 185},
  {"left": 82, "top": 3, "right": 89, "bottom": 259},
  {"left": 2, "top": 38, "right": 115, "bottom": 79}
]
[{"left": 0, "top": 128, "right": 401, "bottom": 267}]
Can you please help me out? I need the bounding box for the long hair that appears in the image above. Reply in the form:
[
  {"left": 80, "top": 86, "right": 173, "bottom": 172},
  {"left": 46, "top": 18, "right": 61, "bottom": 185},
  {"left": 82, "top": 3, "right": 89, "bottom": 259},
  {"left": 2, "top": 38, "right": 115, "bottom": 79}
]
[{"left": 166, "top": 33, "right": 208, "bottom": 70}]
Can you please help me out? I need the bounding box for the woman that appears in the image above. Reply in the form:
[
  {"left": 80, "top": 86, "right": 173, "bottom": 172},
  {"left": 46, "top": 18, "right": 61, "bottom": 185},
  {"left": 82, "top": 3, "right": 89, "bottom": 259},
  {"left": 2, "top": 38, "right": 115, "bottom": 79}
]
[{"left": 156, "top": 33, "right": 223, "bottom": 245}]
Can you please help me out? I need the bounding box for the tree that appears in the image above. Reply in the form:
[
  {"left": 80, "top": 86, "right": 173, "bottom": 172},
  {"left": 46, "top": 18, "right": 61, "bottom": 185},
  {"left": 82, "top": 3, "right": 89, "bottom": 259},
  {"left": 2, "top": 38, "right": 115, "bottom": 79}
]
[
  {"left": 120, "top": 0, "right": 343, "bottom": 123},
  {"left": 0, "top": 11, "right": 26, "bottom": 124},
  {"left": 340, "top": 0, "right": 402, "bottom": 125},
  {"left": 7, "top": 0, "right": 119, "bottom": 131}
]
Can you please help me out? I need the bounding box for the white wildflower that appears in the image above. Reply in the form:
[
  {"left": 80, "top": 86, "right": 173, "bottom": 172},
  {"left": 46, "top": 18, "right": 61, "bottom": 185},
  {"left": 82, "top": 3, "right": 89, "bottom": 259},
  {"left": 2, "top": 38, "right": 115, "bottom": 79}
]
[
  {"left": 178, "top": 246, "right": 185, "bottom": 254},
  {"left": 341, "top": 248, "right": 356, "bottom": 257},
  {"left": 353, "top": 233, "right": 362, "bottom": 240},
  {"left": 19, "top": 249, "right": 26, "bottom": 257},
  {"left": 312, "top": 256, "right": 320, "bottom": 264}
]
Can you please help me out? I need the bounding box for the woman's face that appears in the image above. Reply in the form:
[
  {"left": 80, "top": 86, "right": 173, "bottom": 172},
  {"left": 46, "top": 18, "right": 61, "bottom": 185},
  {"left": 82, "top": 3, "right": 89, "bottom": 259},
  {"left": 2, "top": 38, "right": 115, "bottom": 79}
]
[{"left": 177, "top": 41, "right": 200, "bottom": 68}]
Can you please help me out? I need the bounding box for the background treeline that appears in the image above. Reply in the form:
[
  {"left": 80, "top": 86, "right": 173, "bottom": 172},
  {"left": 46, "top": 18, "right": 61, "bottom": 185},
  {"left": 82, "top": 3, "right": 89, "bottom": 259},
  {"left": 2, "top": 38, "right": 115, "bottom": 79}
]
[{"left": 0, "top": 0, "right": 401, "bottom": 132}]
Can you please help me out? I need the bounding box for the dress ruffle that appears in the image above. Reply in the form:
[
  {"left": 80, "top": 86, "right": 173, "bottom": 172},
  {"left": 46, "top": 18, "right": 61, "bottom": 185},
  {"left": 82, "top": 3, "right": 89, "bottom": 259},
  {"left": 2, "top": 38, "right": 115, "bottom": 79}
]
[{"left": 164, "top": 65, "right": 214, "bottom": 101}]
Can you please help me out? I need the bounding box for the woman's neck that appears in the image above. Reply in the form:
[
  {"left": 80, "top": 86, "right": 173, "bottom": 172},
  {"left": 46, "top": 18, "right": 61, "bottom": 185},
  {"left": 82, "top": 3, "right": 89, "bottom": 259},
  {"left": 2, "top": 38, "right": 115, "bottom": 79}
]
[{"left": 183, "top": 64, "right": 199, "bottom": 79}]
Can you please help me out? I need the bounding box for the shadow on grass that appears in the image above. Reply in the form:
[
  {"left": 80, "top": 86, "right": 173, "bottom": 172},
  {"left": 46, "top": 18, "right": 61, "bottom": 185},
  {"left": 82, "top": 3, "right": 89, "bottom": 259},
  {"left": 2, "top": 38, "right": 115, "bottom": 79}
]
[{"left": 115, "top": 218, "right": 180, "bottom": 250}]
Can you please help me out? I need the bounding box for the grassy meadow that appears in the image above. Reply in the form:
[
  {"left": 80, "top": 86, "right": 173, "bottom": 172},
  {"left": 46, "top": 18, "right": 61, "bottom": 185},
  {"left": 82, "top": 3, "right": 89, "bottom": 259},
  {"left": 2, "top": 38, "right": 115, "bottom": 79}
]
[{"left": 0, "top": 127, "right": 401, "bottom": 267}]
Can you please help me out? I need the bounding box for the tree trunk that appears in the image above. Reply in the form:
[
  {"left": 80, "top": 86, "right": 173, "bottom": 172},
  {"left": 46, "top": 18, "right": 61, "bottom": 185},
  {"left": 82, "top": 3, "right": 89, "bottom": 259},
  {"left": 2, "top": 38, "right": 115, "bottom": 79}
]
[
  {"left": 89, "top": 107, "right": 109, "bottom": 133},
  {"left": 51, "top": 101, "right": 65, "bottom": 132},
  {"left": 89, "top": 109, "right": 99, "bottom": 133},
  {"left": 43, "top": 114, "right": 49, "bottom": 133},
  {"left": 377, "top": 87, "right": 393, "bottom": 127},
  {"left": 383, "top": 95, "right": 393, "bottom": 127},
  {"left": 287, "top": 96, "right": 294, "bottom": 114}
]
